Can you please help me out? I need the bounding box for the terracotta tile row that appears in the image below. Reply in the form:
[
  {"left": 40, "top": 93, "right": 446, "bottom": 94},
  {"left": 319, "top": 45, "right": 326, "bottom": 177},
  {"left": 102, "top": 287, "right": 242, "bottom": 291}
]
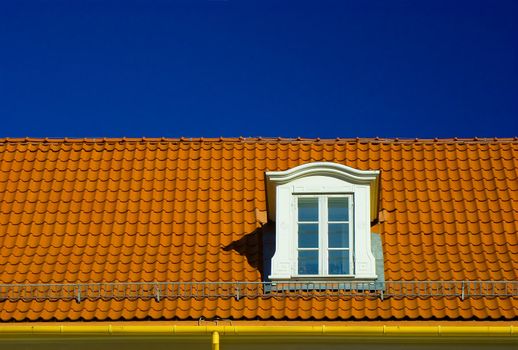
[
  {"left": 0, "top": 142, "right": 515, "bottom": 161},
  {"left": 0, "top": 297, "right": 516, "bottom": 322},
  {"left": 0, "top": 148, "right": 515, "bottom": 161},
  {"left": 2, "top": 199, "right": 513, "bottom": 217},
  {"left": 0, "top": 137, "right": 515, "bottom": 147},
  {"left": 0, "top": 160, "right": 515, "bottom": 176},
  {"left": 2, "top": 217, "right": 515, "bottom": 236}
]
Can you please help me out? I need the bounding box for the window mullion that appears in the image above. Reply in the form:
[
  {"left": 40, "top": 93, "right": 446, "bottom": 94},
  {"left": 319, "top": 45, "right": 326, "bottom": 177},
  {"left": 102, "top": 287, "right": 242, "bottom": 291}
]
[{"left": 320, "top": 196, "right": 328, "bottom": 275}]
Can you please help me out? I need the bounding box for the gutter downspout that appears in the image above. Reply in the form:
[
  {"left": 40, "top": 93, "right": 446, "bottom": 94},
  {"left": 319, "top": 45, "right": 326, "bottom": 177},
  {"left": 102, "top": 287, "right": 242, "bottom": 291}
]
[{"left": 212, "top": 331, "right": 219, "bottom": 350}]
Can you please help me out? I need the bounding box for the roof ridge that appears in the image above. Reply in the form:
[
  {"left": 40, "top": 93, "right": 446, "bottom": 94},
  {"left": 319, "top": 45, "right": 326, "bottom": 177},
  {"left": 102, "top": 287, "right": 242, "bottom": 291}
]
[{"left": 0, "top": 137, "right": 517, "bottom": 144}]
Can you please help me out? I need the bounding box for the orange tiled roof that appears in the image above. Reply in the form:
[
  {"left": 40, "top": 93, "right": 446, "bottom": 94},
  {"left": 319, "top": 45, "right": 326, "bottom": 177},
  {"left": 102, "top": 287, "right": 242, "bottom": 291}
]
[{"left": 0, "top": 137, "right": 516, "bottom": 321}]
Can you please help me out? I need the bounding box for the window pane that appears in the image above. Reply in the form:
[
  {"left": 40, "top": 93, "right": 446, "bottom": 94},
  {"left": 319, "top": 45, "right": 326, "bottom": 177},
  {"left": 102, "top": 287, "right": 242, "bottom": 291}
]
[
  {"left": 328, "top": 223, "right": 349, "bottom": 248},
  {"left": 298, "top": 198, "right": 318, "bottom": 221},
  {"left": 328, "top": 197, "right": 349, "bottom": 221},
  {"left": 329, "top": 250, "right": 350, "bottom": 275},
  {"left": 298, "top": 250, "right": 319, "bottom": 275},
  {"left": 298, "top": 223, "right": 319, "bottom": 248}
]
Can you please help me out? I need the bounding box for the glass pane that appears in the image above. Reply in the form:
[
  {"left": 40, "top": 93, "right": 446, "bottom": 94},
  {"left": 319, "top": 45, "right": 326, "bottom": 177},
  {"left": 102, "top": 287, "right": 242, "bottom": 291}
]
[
  {"left": 329, "top": 250, "right": 350, "bottom": 275},
  {"left": 328, "top": 223, "right": 349, "bottom": 248},
  {"left": 298, "top": 223, "right": 319, "bottom": 248},
  {"left": 328, "top": 197, "right": 349, "bottom": 221},
  {"left": 298, "top": 250, "right": 319, "bottom": 275},
  {"left": 298, "top": 198, "right": 318, "bottom": 221}
]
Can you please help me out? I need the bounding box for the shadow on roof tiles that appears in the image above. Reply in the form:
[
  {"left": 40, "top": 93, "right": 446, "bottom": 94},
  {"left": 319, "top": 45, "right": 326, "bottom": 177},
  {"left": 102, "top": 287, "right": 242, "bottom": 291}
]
[{"left": 222, "top": 222, "right": 275, "bottom": 282}]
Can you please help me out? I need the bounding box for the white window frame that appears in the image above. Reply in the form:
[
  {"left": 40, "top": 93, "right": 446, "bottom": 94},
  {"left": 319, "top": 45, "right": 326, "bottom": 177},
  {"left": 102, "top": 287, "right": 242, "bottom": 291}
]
[
  {"left": 295, "top": 194, "right": 354, "bottom": 277},
  {"left": 265, "top": 162, "right": 380, "bottom": 281}
]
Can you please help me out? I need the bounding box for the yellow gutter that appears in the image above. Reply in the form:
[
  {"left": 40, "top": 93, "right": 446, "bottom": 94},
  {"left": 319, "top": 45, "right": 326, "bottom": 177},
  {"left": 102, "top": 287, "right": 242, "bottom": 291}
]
[{"left": 0, "top": 325, "right": 515, "bottom": 340}]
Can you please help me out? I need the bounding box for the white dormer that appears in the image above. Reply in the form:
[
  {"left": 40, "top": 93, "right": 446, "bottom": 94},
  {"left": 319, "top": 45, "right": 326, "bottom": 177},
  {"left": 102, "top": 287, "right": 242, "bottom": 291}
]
[{"left": 265, "top": 162, "right": 380, "bottom": 280}]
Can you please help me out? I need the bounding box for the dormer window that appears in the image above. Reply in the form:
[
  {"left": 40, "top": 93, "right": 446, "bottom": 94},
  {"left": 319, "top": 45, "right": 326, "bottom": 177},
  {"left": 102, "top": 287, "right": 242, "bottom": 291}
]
[{"left": 265, "top": 162, "right": 380, "bottom": 280}]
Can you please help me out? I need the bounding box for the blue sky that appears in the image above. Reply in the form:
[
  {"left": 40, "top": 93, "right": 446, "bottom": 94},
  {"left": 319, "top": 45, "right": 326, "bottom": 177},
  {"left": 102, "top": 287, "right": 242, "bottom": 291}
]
[{"left": 1, "top": 0, "right": 517, "bottom": 138}]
